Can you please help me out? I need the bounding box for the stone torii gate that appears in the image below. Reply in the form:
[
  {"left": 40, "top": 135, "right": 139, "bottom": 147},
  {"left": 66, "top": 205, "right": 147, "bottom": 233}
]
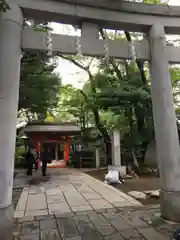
[{"left": 1, "top": 0, "right": 180, "bottom": 236}]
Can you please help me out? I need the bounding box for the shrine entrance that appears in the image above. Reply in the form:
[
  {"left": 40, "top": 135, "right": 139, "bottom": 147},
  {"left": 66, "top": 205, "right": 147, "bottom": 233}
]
[
  {"left": 22, "top": 122, "right": 81, "bottom": 168},
  {"left": 1, "top": 1, "right": 180, "bottom": 235},
  {"left": 42, "top": 142, "right": 63, "bottom": 161}
]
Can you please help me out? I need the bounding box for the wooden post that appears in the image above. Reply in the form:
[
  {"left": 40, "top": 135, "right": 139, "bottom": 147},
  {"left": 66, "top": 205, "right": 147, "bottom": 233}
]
[
  {"left": 55, "top": 142, "right": 59, "bottom": 161},
  {"left": 64, "top": 137, "right": 70, "bottom": 161},
  {"left": 36, "top": 141, "right": 40, "bottom": 153}
]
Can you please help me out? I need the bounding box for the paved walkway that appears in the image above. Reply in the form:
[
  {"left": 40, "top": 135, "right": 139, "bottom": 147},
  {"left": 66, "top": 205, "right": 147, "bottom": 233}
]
[
  {"left": 14, "top": 169, "right": 142, "bottom": 218},
  {"left": 12, "top": 169, "right": 178, "bottom": 239}
]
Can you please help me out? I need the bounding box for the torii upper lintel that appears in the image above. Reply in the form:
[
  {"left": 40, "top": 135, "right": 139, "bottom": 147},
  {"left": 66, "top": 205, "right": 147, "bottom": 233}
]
[{"left": 7, "top": 0, "right": 180, "bottom": 34}]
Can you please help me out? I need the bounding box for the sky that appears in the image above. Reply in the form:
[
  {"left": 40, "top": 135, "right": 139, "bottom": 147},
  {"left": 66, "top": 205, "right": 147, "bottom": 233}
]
[
  {"left": 51, "top": 24, "right": 89, "bottom": 88},
  {"left": 51, "top": 0, "right": 180, "bottom": 88}
]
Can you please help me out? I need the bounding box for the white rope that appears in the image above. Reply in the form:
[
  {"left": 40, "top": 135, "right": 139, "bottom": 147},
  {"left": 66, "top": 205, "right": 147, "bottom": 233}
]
[
  {"left": 75, "top": 27, "right": 82, "bottom": 57},
  {"left": 128, "top": 40, "right": 136, "bottom": 62},
  {"left": 104, "top": 38, "right": 109, "bottom": 65},
  {"left": 46, "top": 31, "right": 53, "bottom": 56}
]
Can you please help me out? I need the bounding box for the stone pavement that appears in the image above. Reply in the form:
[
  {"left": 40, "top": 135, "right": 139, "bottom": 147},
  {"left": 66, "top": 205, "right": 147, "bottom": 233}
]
[
  {"left": 14, "top": 169, "right": 142, "bottom": 218},
  {"left": 12, "top": 169, "right": 177, "bottom": 239},
  {"left": 13, "top": 204, "right": 179, "bottom": 240}
]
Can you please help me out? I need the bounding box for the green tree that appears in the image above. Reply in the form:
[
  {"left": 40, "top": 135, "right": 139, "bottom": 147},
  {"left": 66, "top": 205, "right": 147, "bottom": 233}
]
[
  {"left": 93, "top": 62, "right": 153, "bottom": 164},
  {"left": 59, "top": 55, "right": 113, "bottom": 163},
  {"left": 19, "top": 51, "right": 61, "bottom": 121},
  {"left": 56, "top": 0, "right": 174, "bottom": 165},
  {"left": 56, "top": 84, "right": 82, "bottom": 123},
  {"left": 0, "top": 0, "right": 9, "bottom": 12},
  {"left": 56, "top": 84, "right": 95, "bottom": 134},
  {"left": 18, "top": 21, "right": 61, "bottom": 121}
]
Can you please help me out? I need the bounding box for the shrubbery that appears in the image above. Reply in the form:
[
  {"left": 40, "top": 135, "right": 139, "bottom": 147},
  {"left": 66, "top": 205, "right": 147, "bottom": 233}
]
[{"left": 14, "top": 146, "right": 26, "bottom": 167}]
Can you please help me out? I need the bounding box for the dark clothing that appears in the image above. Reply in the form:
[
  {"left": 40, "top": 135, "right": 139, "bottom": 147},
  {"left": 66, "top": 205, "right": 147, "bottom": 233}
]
[
  {"left": 173, "top": 229, "right": 180, "bottom": 240},
  {"left": 25, "top": 149, "right": 36, "bottom": 176},
  {"left": 42, "top": 160, "right": 47, "bottom": 176},
  {"left": 34, "top": 152, "right": 39, "bottom": 171},
  {"left": 34, "top": 160, "right": 38, "bottom": 171},
  {"left": 40, "top": 147, "right": 51, "bottom": 176}
]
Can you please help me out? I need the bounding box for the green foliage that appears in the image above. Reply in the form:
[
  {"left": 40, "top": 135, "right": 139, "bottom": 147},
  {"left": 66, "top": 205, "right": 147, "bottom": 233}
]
[
  {"left": 56, "top": 84, "right": 84, "bottom": 122},
  {"left": 15, "top": 146, "right": 26, "bottom": 165},
  {"left": 56, "top": 12, "right": 180, "bottom": 165},
  {"left": 143, "top": 0, "right": 168, "bottom": 4},
  {"left": 0, "top": 0, "right": 10, "bottom": 12},
  {"left": 19, "top": 52, "right": 61, "bottom": 121},
  {"left": 93, "top": 60, "right": 153, "bottom": 161},
  {"left": 19, "top": 22, "right": 61, "bottom": 121},
  {"left": 57, "top": 51, "right": 153, "bottom": 163},
  {"left": 56, "top": 84, "right": 96, "bottom": 139}
]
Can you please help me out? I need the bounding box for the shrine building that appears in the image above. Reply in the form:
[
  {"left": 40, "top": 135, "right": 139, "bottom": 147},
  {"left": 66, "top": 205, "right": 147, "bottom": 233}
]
[{"left": 22, "top": 121, "right": 81, "bottom": 168}]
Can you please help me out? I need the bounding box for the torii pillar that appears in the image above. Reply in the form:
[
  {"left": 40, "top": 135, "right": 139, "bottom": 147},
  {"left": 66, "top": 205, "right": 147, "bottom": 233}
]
[
  {"left": 0, "top": 4, "right": 22, "bottom": 238},
  {"left": 149, "top": 24, "right": 180, "bottom": 222}
]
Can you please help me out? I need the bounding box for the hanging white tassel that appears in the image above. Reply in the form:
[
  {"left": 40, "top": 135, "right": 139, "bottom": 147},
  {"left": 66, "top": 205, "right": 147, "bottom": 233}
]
[
  {"left": 46, "top": 31, "right": 53, "bottom": 57},
  {"left": 75, "top": 27, "right": 82, "bottom": 57},
  {"left": 128, "top": 40, "right": 136, "bottom": 62},
  {"left": 76, "top": 35, "right": 82, "bottom": 57},
  {"left": 104, "top": 38, "right": 109, "bottom": 65}
]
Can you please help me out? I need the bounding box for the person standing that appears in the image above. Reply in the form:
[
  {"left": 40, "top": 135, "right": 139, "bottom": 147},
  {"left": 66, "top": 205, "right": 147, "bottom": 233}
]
[
  {"left": 25, "top": 145, "right": 37, "bottom": 176},
  {"left": 41, "top": 146, "right": 51, "bottom": 176}
]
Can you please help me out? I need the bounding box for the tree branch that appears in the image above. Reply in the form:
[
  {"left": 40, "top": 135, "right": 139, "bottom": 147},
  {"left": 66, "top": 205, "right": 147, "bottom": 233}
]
[
  {"left": 59, "top": 54, "right": 94, "bottom": 79},
  {"left": 59, "top": 54, "right": 110, "bottom": 142},
  {"left": 79, "top": 90, "right": 87, "bottom": 99}
]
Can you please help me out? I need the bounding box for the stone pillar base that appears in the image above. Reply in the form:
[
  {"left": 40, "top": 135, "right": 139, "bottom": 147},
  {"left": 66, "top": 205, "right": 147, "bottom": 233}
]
[
  {"left": 160, "top": 189, "right": 180, "bottom": 222},
  {"left": 108, "top": 165, "right": 127, "bottom": 176},
  {"left": 0, "top": 205, "right": 14, "bottom": 240}
]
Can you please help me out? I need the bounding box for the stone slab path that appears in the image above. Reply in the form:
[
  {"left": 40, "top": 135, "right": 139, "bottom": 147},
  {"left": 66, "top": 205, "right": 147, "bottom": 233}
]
[
  {"left": 13, "top": 169, "right": 176, "bottom": 239},
  {"left": 14, "top": 169, "right": 142, "bottom": 218},
  {"left": 13, "top": 204, "right": 176, "bottom": 240}
]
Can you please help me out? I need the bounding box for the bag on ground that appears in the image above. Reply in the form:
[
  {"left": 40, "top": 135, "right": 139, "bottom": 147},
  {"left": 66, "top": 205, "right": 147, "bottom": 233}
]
[{"left": 105, "top": 170, "right": 121, "bottom": 184}]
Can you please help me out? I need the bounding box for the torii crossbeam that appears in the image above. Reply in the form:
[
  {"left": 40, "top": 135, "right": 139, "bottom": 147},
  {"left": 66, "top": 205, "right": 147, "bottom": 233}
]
[
  {"left": 22, "top": 27, "right": 180, "bottom": 63},
  {"left": 8, "top": 0, "right": 180, "bottom": 33}
]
